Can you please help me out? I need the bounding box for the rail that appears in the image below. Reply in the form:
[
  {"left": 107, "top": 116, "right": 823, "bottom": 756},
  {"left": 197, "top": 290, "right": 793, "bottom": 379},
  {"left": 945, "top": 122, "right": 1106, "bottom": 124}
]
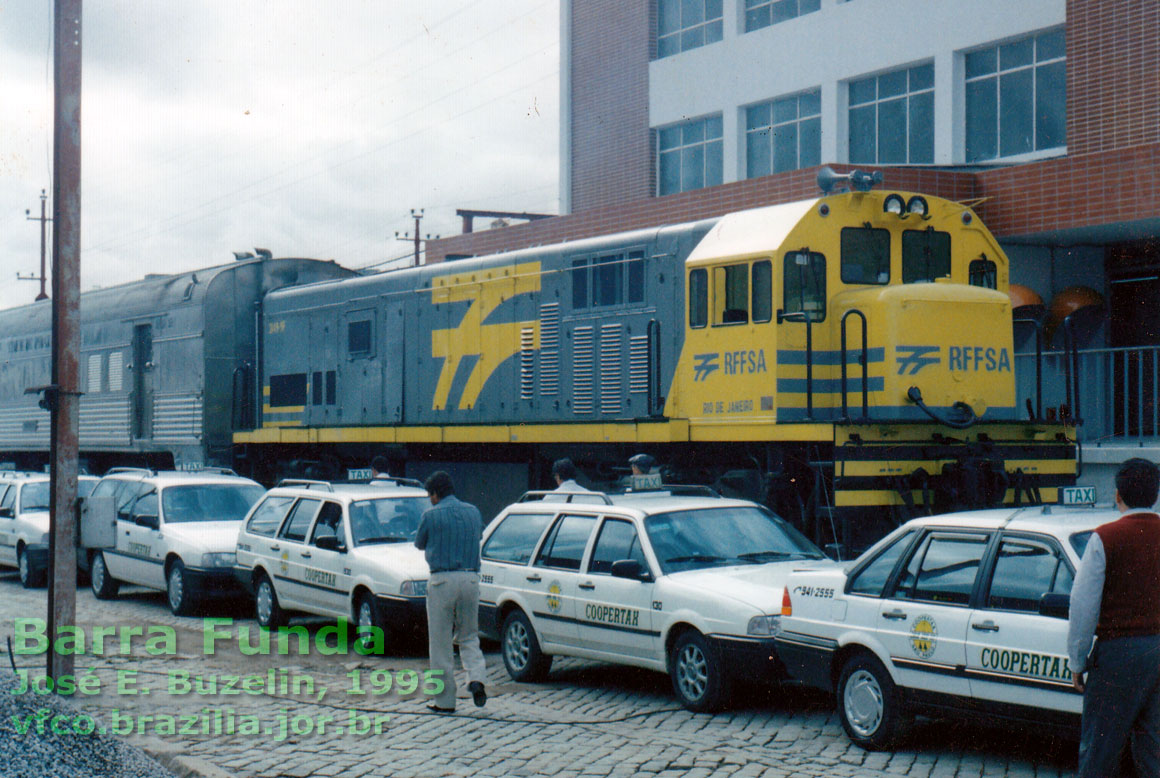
[{"left": 839, "top": 309, "right": 869, "bottom": 421}]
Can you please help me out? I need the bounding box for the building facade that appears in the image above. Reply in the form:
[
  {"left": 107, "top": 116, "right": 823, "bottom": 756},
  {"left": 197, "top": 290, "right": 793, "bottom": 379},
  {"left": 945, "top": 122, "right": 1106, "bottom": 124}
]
[{"left": 427, "top": 0, "right": 1160, "bottom": 501}]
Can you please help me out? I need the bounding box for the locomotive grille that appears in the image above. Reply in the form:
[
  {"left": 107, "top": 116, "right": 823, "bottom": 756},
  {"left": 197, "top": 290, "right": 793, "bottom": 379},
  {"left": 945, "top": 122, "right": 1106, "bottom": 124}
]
[
  {"left": 539, "top": 302, "right": 559, "bottom": 396},
  {"left": 152, "top": 394, "right": 203, "bottom": 443},
  {"left": 600, "top": 323, "right": 622, "bottom": 414},
  {"left": 573, "top": 325, "right": 594, "bottom": 414},
  {"left": 520, "top": 327, "right": 535, "bottom": 400},
  {"left": 629, "top": 334, "right": 650, "bottom": 394}
]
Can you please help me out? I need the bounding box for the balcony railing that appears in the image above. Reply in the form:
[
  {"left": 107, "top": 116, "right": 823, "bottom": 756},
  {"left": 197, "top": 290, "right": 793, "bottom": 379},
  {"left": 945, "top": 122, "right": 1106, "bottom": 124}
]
[{"left": 1016, "top": 345, "right": 1160, "bottom": 444}]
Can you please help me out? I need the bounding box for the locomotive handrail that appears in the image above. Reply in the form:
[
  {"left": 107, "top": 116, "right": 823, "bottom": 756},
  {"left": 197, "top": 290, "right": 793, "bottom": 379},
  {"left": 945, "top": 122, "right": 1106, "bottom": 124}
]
[
  {"left": 1012, "top": 313, "right": 1044, "bottom": 420},
  {"left": 777, "top": 310, "right": 814, "bottom": 419},
  {"left": 231, "top": 362, "right": 255, "bottom": 431},
  {"left": 647, "top": 319, "right": 663, "bottom": 417},
  {"left": 839, "top": 309, "right": 869, "bottom": 421}
]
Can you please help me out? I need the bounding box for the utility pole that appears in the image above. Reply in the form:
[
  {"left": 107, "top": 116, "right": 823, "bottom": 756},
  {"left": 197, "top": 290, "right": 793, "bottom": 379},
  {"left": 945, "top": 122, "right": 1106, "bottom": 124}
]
[
  {"left": 19, "top": 189, "right": 52, "bottom": 301},
  {"left": 394, "top": 209, "right": 439, "bottom": 267},
  {"left": 45, "top": 0, "right": 82, "bottom": 686}
]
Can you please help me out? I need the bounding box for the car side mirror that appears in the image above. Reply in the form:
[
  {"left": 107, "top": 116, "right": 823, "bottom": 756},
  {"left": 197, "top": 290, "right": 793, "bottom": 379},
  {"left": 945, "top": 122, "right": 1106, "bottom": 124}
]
[
  {"left": 610, "top": 559, "right": 652, "bottom": 582},
  {"left": 135, "top": 514, "right": 160, "bottom": 530},
  {"left": 1039, "top": 592, "right": 1070, "bottom": 619},
  {"left": 314, "top": 534, "right": 346, "bottom": 553}
]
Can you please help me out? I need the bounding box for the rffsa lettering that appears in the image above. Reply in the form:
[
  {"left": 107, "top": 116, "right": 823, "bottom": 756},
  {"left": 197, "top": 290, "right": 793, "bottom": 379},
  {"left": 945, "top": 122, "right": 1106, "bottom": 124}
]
[
  {"left": 947, "top": 346, "right": 1011, "bottom": 372},
  {"left": 723, "top": 349, "right": 767, "bottom": 376}
]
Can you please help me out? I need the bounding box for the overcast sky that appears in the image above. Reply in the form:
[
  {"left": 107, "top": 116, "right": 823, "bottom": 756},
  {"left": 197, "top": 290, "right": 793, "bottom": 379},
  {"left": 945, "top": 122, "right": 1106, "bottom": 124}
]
[{"left": 0, "top": 1, "right": 560, "bottom": 312}]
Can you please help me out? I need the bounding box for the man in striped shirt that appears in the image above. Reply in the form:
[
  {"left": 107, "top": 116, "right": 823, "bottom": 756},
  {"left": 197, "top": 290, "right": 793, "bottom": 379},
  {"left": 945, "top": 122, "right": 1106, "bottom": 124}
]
[{"left": 415, "top": 471, "right": 487, "bottom": 712}]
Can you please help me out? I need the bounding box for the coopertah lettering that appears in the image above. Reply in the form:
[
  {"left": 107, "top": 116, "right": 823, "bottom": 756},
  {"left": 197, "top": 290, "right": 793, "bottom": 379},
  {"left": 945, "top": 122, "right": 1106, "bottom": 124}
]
[{"left": 584, "top": 604, "right": 640, "bottom": 628}]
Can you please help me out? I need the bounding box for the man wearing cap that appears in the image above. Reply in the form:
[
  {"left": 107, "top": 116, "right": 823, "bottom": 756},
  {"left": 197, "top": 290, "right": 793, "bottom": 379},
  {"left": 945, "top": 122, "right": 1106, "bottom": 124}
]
[
  {"left": 629, "top": 453, "right": 656, "bottom": 475},
  {"left": 415, "top": 471, "right": 487, "bottom": 713},
  {"left": 1067, "top": 457, "right": 1160, "bottom": 776}
]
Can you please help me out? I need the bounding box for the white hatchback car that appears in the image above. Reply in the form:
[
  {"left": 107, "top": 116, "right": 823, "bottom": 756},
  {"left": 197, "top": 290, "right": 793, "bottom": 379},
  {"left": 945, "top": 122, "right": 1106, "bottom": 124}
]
[
  {"left": 479, "top": 489, "right": 836, "bottom": 711},
  {"left": 232, "top": 479, "right": 431, "bottom": 646},
  {"left": 83, "top": 468, "right": 265, "bottom": 614},
  {"left": 773, "top": 505, "right": 1114, "bottom": 750},
  {"left": 0, "top": 472, "right": 98, "bottom": 588}
]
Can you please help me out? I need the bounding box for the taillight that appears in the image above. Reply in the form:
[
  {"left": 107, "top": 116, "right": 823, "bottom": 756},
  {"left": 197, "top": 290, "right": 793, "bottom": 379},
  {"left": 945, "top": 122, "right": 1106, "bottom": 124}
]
[{"left": 780, "top": 588, "right": 792, "bottom": 616}]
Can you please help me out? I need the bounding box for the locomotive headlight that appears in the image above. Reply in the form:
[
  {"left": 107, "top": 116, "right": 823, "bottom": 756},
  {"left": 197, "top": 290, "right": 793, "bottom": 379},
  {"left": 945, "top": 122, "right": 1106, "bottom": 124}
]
[
  {"left": 906, "top": 196, "right": 930, "bottom": 219},
  {"left": 883, "top": 193, "right": 905, "bottom": 216}
]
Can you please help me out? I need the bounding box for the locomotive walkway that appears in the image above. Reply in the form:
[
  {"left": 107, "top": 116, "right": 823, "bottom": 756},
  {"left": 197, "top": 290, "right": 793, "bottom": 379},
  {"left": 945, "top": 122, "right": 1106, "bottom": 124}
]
[{"left": 0, "top": 573, "right": 1074, "bottom": 778}]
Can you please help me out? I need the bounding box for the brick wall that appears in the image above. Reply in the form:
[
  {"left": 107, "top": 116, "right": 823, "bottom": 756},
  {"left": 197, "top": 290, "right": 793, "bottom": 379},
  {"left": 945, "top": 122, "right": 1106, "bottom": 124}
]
[
  {"left": 568, "top": 0, "right": 653, "bottom": 212},
  {"left": 1067, "top": 0, "right": 1160, "bottom": 155}
]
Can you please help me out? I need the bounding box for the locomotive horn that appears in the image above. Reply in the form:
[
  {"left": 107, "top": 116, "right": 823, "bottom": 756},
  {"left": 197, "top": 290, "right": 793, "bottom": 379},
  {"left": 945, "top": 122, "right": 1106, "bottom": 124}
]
[{"left": 817, "top": 166, "right": 882, "bottom": 194}]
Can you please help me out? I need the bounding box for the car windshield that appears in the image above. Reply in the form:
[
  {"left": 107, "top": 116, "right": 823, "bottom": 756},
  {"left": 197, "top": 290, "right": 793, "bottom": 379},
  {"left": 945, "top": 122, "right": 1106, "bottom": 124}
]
[
  {"left": 645, "top": 506, "right": 825, "bottom": 574},
  {"left": 349, "top": 497, "right": 428, "bottom": 545},
  {"left": 161, "top": 484, "right": 265, "bottom": 523},
  {"left": 78, "top": 479, "right": 97, "bottom": 498},
  {"left": 19, "top": 482, "right": 50, "bottom": 512}
]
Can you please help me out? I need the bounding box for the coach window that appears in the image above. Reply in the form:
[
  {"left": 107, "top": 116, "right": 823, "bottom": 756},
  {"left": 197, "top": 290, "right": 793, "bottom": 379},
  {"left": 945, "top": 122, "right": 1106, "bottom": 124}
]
[
  {"left": 572, "top": 259, "right": 590, "bottom": 309},
  {"left": 627, "top": 251, "right": 645, "bottom": 304},
  {"left": 312, "top": 371, "right": 323, "bottom": 406},
  {"left": 752, "top": 260, "right": 772, "bottom": 323},
  {"left": 689, "top": 269, "right": 708, "bottom": 328},
  {"left": 347, "top": 318, "right": 373, "bottom": 358},
  {"left": 713, "top": 263, "right": 748, "bottom": 325},
  {"left": 326, "top": 370, "right": 336, "bottom": 405},
  {"left": 594, "top": 255, "right": 624, "bottom": 307},
  {"left": 782, "top": 251, "right": 826, "bottom": 322},
  {"left": 969, "top": 257, "right": 997, "bottom": 289},
  {"left": 902, "top": 229, "right": 951, "bottom": 283},
  {"left": 841, "top": 227, "right": 890, "bottom": 284}
]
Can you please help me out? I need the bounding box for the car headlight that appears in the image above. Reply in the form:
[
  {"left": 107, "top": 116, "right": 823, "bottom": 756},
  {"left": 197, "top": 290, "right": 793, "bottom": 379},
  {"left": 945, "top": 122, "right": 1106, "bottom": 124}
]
[
  {"left": 747, "top": 615, "right": 782, "bottom": 637},
  {"left": 201, "top": 552, "right": 236, "bottom": 568},
  {"left": 400, "top": 579, "right": 427, "bottom": 597}
]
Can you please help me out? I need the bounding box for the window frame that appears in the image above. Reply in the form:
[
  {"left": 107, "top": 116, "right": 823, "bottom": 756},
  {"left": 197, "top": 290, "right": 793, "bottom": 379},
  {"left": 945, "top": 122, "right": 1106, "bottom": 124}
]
[
  {"left": 482, "top": 512, "right": 557, "bottom": 565},
  {"left": 840, "top": 227, "right": 891, "bottom": 286},
  {"left": 346, "top": 313, "right": 374, "bottom": 360},
  {"left": 848, "top": 63, "right": 935, "bottom": 165},
  {"left": 570, "top": 250, "right": 647, "bottom": 312},
  {"left": 782, "top": 250, "right": 827, "bottom": 322},
  {"left": 980, "top": 531, "right": 1074, "bottom": 614},
  {"left": 901, "top": 228, "right": 952, "bottom": 284},
  {"left": 533, "top": 513, "right": 599, "bottom": 572},
  {"left": 657, "top": 0, "right": 723, "bottom": 59},
  {"left": 712, "top": 263, "right": 751, "bottom": 327},
  {"left": 887, "top": 529, "right": 993, "bottom": 607},
  {"left": 658, "top": 115, "right": 724, "bottom": 196},
  {"left": 586, "top": 517, "right": 650, "bottom": 576},
  {"left": 745, "top": 88, "right": 822, "bottom": 178},
  {"left": 689, "top": 268, "right": 709, "bottom": 329}
]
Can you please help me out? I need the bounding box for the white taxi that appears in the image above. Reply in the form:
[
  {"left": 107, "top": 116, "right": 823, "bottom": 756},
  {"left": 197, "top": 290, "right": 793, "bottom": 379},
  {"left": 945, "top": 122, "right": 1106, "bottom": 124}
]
[
  {"left": 479, "top": 489, "right": 836, "bottom": 711},
  {"left": 0, "top": 472, "right": 98, "bottom": 588},
  {"left": 772, "top": 505, "right": 1113, "bottom": 749},
  {"left": 232, "top": 479, "right": 430, "bottom": 647},
  {"left": 83, "top": 468, "right": 265, "bottom": 614}
]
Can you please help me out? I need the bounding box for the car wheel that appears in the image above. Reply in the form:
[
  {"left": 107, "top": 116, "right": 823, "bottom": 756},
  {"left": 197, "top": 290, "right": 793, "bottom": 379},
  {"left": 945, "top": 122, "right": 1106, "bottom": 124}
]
[
  {"left": 255, "top": 574, "right": 287, "bottom": 629},
  {"left": 501, "top": 610, "right": 551, "bottom": 682},
  {"left": 167, "top": 560, "right": 198, "bottom": 616},
  {"left": 18, "top": 546, "right": 45, "bottom": 589},
  {"left": 355, "top": 593, "right": 390, "bottom": 653},
  {"left": 669, "top": 630, "right": 729, "bottom": 712},
  {"left": 837, "top": 653, "right": 908, "bottom": 750},
  {"left": 90, "top": 551, "right": 120, "bottom": 599}
]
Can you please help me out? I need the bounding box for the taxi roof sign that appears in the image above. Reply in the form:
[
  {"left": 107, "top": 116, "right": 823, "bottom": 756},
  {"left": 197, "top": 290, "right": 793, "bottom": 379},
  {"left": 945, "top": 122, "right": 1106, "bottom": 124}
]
[{"left": 1061, "top": 486, "right": 1096, "bottom": 506}]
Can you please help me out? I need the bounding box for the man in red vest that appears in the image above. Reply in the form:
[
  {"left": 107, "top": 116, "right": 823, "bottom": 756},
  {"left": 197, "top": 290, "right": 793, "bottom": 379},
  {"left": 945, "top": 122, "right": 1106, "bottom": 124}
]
[{"left": 1068, "top": 457, "right": 1160, "bottom": 776}]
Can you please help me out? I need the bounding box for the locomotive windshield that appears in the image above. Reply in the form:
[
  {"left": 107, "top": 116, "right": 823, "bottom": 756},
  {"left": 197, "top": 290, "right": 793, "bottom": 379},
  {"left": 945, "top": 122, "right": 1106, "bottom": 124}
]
[
  {"left": 840, "top": 227, "right": 890, "bottom": 284},
  {"left": 902, "top": 228, "right": 951, "bottom": 283},
  {"left": 645, "top": 506, "right": 825, "bottom": 574},
  {"left": 161, "top": 484, "right": 265, "bottom": 523}
]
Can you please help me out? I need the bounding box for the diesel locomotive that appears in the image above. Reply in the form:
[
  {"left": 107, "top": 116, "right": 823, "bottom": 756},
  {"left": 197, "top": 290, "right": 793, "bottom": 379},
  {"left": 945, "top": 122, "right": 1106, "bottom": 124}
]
[{"left": 0, "top": 173, "right": 1077, "bottom": 551}]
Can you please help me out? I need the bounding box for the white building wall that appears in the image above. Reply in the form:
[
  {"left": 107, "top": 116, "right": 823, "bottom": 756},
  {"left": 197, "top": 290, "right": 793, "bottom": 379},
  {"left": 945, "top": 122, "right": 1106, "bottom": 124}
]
[{"left": 649, "top": 0, "right": 1065, "bottom": 175}]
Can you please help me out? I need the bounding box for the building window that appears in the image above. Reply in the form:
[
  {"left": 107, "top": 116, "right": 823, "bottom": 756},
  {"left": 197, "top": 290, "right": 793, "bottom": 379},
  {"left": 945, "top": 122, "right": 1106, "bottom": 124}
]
[
  {"left": 849, "top": 63, "right": 934, "bottom": 164},
  {"left": 658, "top": 0, "right": 723, "bottom": 59},
  {"left": 744, "top": 0, "right": 820, "bottom": 33},
  {"left": 746, "top": 89, "right": 821, "bottom": 178},
  {"left": 965, "top": 29, "right": 1066, "bottom": 162},
  {"left": 658, "top": 115, "right": 723, "bottom": 196}
]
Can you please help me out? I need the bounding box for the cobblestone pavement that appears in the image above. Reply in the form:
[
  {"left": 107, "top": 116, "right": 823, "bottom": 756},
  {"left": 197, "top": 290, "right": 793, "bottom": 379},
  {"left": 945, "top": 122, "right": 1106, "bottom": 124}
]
[{"left": 0, "top": 571, "right": 1078, "bottom": 778}]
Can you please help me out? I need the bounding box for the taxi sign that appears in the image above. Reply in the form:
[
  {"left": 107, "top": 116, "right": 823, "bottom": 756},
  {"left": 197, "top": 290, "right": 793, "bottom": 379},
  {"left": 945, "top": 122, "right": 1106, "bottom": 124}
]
[
  {"left": 631, "top": 473, "right": 663, "bottom": 490},
  {"left": 347, "top": 468, "right": 373, "bottom": 480},
  {"left": 1061, "top": 486, "right": 1096, "bottom": 505}
]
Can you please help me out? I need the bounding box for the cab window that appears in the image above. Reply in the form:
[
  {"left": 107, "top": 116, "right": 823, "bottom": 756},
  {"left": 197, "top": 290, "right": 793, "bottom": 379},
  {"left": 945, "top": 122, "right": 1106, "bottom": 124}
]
[
  {"left": 483, "top": 513, "right": 554, "bottom": 564},
  {"left": 588, "top": 519, "right": 648, "bottom": 575},
  {"left": 115, "top": 483, "right": 148, "bottom": 523},
  {"left": 279, "top": 498, "right": 321, "bottom": 543},
  {"left": 752, "top": 260, "right": 772, "bottom": 323},
  {"left": 782, "top": 251, "right": 826, "bottom": 322},
  {"left": 131, "top": 491, "right": 158, "bottom": 522},
  {"left": 247, "top": 496, "right": 296, "bottom": 537},
  {"left": 847, "top": 529, "right": 917, "bottom": 596},
  {"left": 969, "top": 257, "right": 997, "bottom": 289},
  {"left": 310, "top": 502, "right": 345, "bottom": 547},
  {"left": 841, "top": 227, "right": 890, "bottom": 285},
  {"left": 985, "top": 535, "right": 1073, "bottom": 613},
  {"left": 902, "top": 229, "right": 951, "bottom": 283},
  {"left": 713, "top": 263, "right": 749, "bottom": 325},
  {"left": 892, "top": 531, "right": 989, "bottom": 605},
  {"left": 0, "top": 485, "right": 13, "bottom": 517},
  {"left": 689, "top": 269, "right": 708, "bottom": 328},
  {"left": 534, "top": 514, "right": 597, "bottom": 571}
]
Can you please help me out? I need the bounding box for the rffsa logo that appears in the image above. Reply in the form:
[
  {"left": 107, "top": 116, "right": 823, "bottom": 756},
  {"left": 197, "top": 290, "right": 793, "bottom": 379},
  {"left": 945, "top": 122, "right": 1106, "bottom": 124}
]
[{"left": 895, "top": 345, "right": 1011, "bottom": 375}]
